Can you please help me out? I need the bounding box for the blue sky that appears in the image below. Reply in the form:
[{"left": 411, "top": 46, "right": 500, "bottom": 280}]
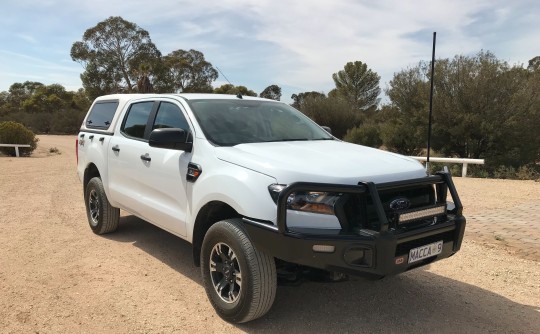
[{"left": 1, "top": 0, "right": 539, "bottom": 102}]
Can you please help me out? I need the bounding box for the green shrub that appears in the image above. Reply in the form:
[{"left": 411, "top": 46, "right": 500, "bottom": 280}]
[
  {"left": 515, "top": 165, "right": 539, "bottom": 180},
  {"left": 49, "top": 147, "right": 60, "bottom": 154},
  {"left": 344, "top": 123, "right": 382, "bottom": 148},
  {"left": 0, "top": 121, "right": 39, "bottom": 156},
  {"left": 493, "top": 165, "right": 516, "bottom": 179},
  {"left": 467, "top": 165, "right": 490, "bottom": 178},
  {"left": 425, "top": 162, "right": 461, "bottom": 177}
]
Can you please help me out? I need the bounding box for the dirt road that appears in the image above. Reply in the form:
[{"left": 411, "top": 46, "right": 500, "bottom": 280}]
[{"left": 1, "top": 135, "right": 539, "bottom": 333}]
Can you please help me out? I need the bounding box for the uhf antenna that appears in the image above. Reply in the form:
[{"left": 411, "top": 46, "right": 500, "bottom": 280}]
[
  {"left": 216, "top": 66, "right": 242, "bottom": 99},
  {"left": 426, "top": 32, "right": 436, "bottom": 173}
]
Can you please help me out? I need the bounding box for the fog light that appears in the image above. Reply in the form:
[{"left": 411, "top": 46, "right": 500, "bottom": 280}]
[
  {"left": 344, "top": 246, "right": 373, "bottom": 267},
  {"left": 312, "top": 245, "right": 335, "bottom": 253},
  {"left": 344, "top": 248, "right": 365, "bottom": 265}
]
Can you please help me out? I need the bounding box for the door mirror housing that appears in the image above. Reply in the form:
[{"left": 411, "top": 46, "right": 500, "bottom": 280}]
[
  {"left": 149, "top": 128, "right": 193, "bottom": 152},
  {"left": 321, "top": 126, "right": 332, "bottom": 135}
]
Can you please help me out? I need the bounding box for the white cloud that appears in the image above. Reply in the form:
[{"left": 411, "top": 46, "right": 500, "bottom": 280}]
[{"left": 1, "top": 0, "right": 539, "bottom": 99}]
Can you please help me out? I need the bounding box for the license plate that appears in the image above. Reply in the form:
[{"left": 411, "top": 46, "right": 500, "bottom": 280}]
[{"left": 408, "top": 240, "right": 443, "bottom": 264}]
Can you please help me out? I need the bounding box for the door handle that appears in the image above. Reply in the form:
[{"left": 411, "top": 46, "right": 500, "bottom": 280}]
[
  {"left": 140, "top": 154, "right": 151, "bottom": 162},
  {"left": 112, "top": 145, "right": 120, "bottom": 152}
]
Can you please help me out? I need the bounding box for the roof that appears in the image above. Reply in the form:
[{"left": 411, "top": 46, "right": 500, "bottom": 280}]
[{"left": 94, "top": 93, "right": 270, "bottom": 103}]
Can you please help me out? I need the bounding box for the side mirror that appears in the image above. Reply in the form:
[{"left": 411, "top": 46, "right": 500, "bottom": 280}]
[
  {"left": 149, "top": 128, "right": 193, "bottom": 152},
  {"left": 321, "top": 126, "right": 332, "bottom": 135}
]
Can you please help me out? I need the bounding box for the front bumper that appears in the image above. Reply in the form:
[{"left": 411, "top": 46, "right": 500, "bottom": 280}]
[{"left": 242, "top": 172, "right": 466, "bottom": 278}]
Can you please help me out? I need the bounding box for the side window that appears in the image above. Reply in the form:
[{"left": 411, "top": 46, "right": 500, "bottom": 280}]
[
  {"left": 152, "top": 102, "right": 189, "bottom": 131},
  {"left": 86, "top": 100, "right": 118, "bottom": 129},
  {"left": 122, "top": 102, "right": 154, "bottom": 139}
]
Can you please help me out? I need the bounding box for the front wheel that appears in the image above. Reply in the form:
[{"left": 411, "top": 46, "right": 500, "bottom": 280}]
[
  {"left": 201, "top": 219, "right": 277, "bottom": 323},
  {"left": 84, "top": 177, "right": 119, "bottom": 234}
]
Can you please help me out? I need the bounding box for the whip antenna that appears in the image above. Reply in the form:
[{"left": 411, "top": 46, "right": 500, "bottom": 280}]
[
  {"left": 426, "top": 32, "right": 436, "bottom": 173},
  {"left": 216, "top": 67, "right": 242, "bottom": 99},
  {"left": 216, "top": 67, "right": 233, "bottom": 85}
]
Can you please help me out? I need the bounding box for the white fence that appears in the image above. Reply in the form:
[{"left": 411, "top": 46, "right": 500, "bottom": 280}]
[
  {"left": 409, "top": 156, "right": 485, "bottom": 177},
  {"left": 0, "top": 144, "right": 31, "bottom": 157}
]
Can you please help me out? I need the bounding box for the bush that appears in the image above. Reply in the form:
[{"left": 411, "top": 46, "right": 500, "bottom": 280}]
[
  {"left": 493, "top": 165, "right": 516, "bottom": 179},
  {"left": 49, "top": 147, "right": 61, "bottom": 154},
  {"left": 344, "top": 123, "right": 382, "bottom": 148},
  {"left": 425, "top": 162, "right": 461, "bottom": 177},
  {"left": 299, "top": 96, "right": 359, "bottom": 139},
  {"left": 0, "top": 121, "right": 39, "bottom": 156},
  {"left": 515, "top": 165, "right": 539, "bottom": 180}
]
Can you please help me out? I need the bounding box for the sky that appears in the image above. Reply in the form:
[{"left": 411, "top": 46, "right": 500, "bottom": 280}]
[{"left": 1, "top": 0, "right": 539, "bottom": 102}]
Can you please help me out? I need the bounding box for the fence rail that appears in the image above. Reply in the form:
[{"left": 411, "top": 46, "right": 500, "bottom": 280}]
[
  {"left": 0, "top": 144, "right": 31, "bottom": 157},
  {"left": 409, "top": 156, "right": 485, "bottom": 177}
]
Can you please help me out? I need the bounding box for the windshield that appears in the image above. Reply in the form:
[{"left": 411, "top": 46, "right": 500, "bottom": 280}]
[{"left": 187, "top": 99, "right": 333, "bottom": 146}]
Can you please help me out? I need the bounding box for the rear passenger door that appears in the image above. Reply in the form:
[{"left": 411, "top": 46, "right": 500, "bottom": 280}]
[{"left": 108, "top": 100, "right": 155, "bottom": 217}]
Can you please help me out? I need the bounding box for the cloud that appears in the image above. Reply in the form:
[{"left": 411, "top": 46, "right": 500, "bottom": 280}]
[
  {"left": 16, "top": 34, "right": 38, "bottom": 44},
  {"left": 1, "top": 0, "right": 539, "bottom": 98},
  {"left": 0, "top": 50, "right": 82, "bottom": 90}
]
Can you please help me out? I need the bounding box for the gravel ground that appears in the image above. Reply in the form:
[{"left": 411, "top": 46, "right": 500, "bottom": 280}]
[{"left": 0, "top": 135, "right": 539, "bottom": 333}]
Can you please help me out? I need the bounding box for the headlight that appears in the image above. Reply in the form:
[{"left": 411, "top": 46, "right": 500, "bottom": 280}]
[{"left": 268, "top": 184, "right": 340, "bottom": 215}]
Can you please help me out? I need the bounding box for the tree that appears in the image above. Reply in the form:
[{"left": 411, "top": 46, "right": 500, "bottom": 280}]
[
  {"left": 0, "top": 92, "right": 8, "bottom": 116},
  {"left": 332, "top": 61, "right": 381, "bottom": 110},
  {"left": 528, "top": 56, "right": 540, "bottom": 71},
  {"left": 429, "top": 52, "right": 528, "bottom": 164},
  {"left": 214, "top": 84, "right": 257, "bottom": 96},
  {"left": 298, "top": 95, "right": 359, "bottom": 139},
  {"left": 22, "top": 84, "right": 72, "bottom": 113},
  {"left": 161, "top": 49, "right": 218, "bottom": 93},
  {"left": 70, "top": 16, "right": 162, "bottom": 99},
  {"left": 259, "top": 84, "right": 281, "bottom": 100},
  {"left": 0, "top": 82, "right": 91, "bottom": 134},
  {"left": 383, "top": 65, "right": 431, "bottom": 154},
  {"left": 135, "top": 64, "right": 153, "bottom": 93},
  {"left": 290, "top": 91, "right": 325, "bottom": 109},
  {"left": 4, "top": 81, "right": 44, "bottom": 113},
  {"left": 384, "top": 51, "right": 540, "bottom": 169},
  {"left": 344, "top": 120, "right": 382, "bottom": 148}
]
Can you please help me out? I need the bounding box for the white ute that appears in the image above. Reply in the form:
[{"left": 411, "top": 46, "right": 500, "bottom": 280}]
[{"left": 77, "top": 93, "right": 466, "bottom": 323}]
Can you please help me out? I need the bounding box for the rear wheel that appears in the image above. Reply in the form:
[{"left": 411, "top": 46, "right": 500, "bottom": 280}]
[
  {"left": 201, "top": 219, "right": 277, "bottom": 323},
  {"left": 84, "top": 177, "right": 119, "bottom": 234}
]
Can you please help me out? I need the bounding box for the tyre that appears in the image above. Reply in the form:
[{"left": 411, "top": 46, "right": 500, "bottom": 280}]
[
  {"left": 84, "top": 177, "right": 120, "bottom": 234},
  {"left": 201, "top": 219, "right": 277, "bottom": 323}
]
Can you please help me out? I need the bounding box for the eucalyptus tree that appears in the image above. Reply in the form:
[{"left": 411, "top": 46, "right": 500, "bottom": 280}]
[
  {"left": 71, "top": 16, "right": 161, "bottom": 99},
  {"left": 259, "top": 84, "right": 282, "bottom": 101}
]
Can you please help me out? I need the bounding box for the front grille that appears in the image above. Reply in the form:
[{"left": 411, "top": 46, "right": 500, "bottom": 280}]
[{"left": 341, "top": 184, "right": 443, "bottom": 232}]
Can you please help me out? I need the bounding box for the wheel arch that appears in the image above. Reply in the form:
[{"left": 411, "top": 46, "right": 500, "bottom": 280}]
[
  {"left": 192, "top": 201, "right": 241, "bottom": 267},
  {"left": 83, "top": 163, "right": 101, "bottom": 195}
]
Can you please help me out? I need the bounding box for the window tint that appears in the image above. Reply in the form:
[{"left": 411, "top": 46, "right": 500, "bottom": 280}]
[
  {"left": 188, "top": 100, "right": 332, "bottom": 146},
  {"left": 122, "top": 102, "right": 154, "bottom": 139},
  {"left": 86, "top": 101, "right": 118, "bottom": 129},
  {"left": 153, "top": 102, "right": 189, "bottom": 131}
]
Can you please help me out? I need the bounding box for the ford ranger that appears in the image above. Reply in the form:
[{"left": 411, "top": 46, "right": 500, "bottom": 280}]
[{"left": 76, "top": 93, "right": 466, "bottom": 323}]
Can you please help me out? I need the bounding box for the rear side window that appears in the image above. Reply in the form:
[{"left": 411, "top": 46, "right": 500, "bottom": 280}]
[
  {"left": 122, "top": 102, "right": 154, "bottom": 139},
  {"left": 86, "top": 101, "right": 119, "bottom": 129}
]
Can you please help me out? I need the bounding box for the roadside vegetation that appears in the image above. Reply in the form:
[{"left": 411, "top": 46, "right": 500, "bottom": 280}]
[
  {"left": 0, "top": 121, "right": 38, "bottom": 156},
  {"left": 0, "top": 16, "right": 538, "bottom": 177}
]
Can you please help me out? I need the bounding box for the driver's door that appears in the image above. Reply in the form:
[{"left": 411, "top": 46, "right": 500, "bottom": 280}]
[{"left": 135, "top": 101, "right": 192, "bottom": 237}]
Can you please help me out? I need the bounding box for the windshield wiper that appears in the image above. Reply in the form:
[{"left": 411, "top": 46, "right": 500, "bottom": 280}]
[{"left": 262, "top": 138, "right": 310, "bottom": 142}]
